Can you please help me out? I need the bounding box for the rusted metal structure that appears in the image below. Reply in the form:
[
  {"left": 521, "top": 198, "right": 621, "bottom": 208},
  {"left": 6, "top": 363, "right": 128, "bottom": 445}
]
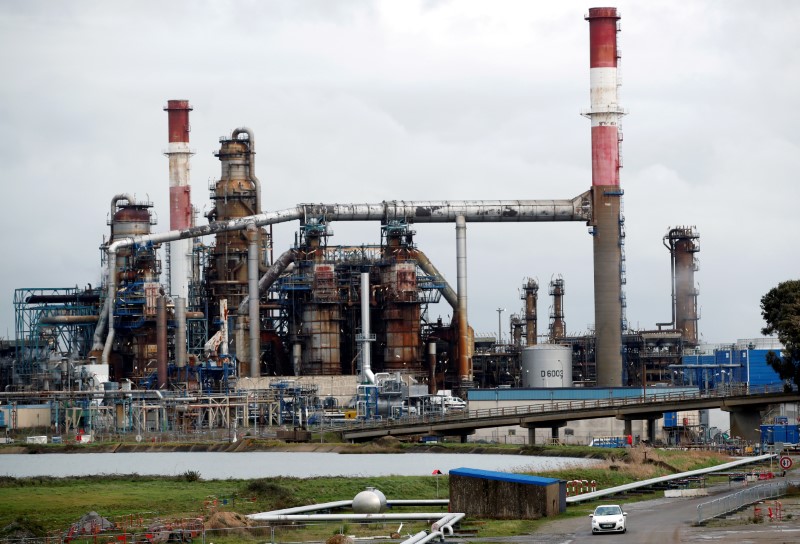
[
  {"left": 378, "top": 222, "right": 422, "bottom": 373},
  {"left": 549, "top": 277, "right": 566, "bottom": 342},
  {"left": 664, "top": 226, "right": 700, "bottom": 347},
  {"left": 297, "top": 222, "right": 342, "bottom": 375},
  {"left": 510, "top": 314, "right": 524, "bottom": 346},
  {"left": 103, "top": 195, "right": 161, "bottom": 382},
  {"left": 207, "top": 130, "right": 264, "bottom": 311},
  {"left": 205, "top": 128, "right": 271, "bottom": 376},
  {"left": 15, "top": 8, "right": 689, "bottom": 396},
  {"left": 522, "top": 278, "right": 539, "bottom": 345},
  {"left": 585, "top": 7, "right": 625, "bottom": 386}
]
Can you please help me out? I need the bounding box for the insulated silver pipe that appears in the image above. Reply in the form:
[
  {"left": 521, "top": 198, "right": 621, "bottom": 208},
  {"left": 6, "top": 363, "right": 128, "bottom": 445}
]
[
  {"left": 247, "top": 513, "right": 454, "bottom": 522},
  {"left": 102, "top": 251, "right": 117, "bottom": 365},
  {"left": 456, "top": 216, "right": 470, "bottom": 383},
  {"left": 247, "top": 224, "right": 260, "bottom": 378},
  {"left": 110, "top": 193, "right": 136, "bottom": 223},
  {"left": 219, "top": 299, "right": 229, "bottom": 356},
  {"left": 299, "top": 193, "right": 591, "bottom": 223},
  {"left": 360, "top": 272, "right": 376, "bottom": 384},
  {"left": 237, "top": 249, "right": 298, "bottom": 315},
  {"left": 428, "top": 341, "right": 437, "bottom": 394},
  {"left": 175, "top": 297, "right": 187, "bottom": 368},
  {"left": 91, "top": 298, "right": 110, "bottom": 352},
  {"left": 412, "top": 249, "right": 458, "bottom": 309},
  {"left": 301, "top": 195, "right": 590, "bottom": 223},
  {"left": 107, "top": 194, "right": 588, "bottom": 251},
  {"left": 156, "top": 295, "right": 168, "bottom": 388},
  {"left": 103, "top": 193, "right": 590, "bottom": 364}
]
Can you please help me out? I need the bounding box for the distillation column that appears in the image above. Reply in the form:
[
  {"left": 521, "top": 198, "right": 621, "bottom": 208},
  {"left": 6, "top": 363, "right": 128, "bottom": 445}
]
[
  {"left": 665, "top": 227, "right": 700, "bottom": 347},
  {"left": 299, "top": 224, "right": 342, "bottom": 375},
  {"left": 586, "top": 8, "right": 624, "bottom": 386},
  {"left": 380, "top": 224, "right": 422, "bottom": 372},
  {"left": 549, "top": 277, "right": 566, "bottom": 342},
  {"left": 208, "top": 130, "right": 267, "bottom": 374},
  {"left": 523, "top": 279, "right": 538, "bottom": 346},
  {"left": 163, "top": 100, "right": 194, "bottom": 301}
]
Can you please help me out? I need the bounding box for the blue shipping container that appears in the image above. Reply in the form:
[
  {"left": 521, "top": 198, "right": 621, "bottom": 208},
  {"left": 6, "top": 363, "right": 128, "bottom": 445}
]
[{"left": 760, "top": 424, "right": 800, "bottom": 445}]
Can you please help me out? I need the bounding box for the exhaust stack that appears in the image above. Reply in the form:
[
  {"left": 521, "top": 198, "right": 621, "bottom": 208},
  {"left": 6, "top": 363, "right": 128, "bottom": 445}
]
[
  {"left": 164, "top": 100, "right": 194, "bottom": 300},
  {"left": 585, "top": 8, "right": 625, "bottom": 386}
]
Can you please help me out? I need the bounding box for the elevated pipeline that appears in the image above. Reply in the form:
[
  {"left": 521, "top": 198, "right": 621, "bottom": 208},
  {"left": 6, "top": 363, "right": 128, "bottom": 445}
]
[
  {"left": 103, "top": 194, "right": 591, "bottom": 365},
  {"left": 567, "top": 453, "right": 777, "bottom": 504}
]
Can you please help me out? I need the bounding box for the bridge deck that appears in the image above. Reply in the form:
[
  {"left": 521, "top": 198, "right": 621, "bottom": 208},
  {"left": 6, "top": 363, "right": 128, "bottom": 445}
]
[{"left": 341, "top": 385, "right": 798, "bottom": 441}]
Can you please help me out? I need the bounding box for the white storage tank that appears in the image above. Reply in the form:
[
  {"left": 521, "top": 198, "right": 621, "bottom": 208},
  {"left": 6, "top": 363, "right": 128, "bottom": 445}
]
[
  {"left": 521, "top": 345, "right": 572, "bottom": 387},
  {"left": 352, "top": 487, "right": 387, "bottom": 513}
]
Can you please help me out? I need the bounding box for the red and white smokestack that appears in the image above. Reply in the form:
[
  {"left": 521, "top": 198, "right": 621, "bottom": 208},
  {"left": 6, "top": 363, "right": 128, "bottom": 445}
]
[
  {"left": 585, "top": 7, "right": 623, "bottom": 186},
  {"left": 585, "top": 8, "right": 625, "bottom": 387},
  {"left": 164, "top": 99, "right": 194, "bottom": 300}
]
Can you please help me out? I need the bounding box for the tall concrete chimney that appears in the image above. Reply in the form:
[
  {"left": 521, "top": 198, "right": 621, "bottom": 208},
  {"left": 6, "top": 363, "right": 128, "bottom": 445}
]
[{"left": 585, "top": 8, "right": 624, "bottom": 386}]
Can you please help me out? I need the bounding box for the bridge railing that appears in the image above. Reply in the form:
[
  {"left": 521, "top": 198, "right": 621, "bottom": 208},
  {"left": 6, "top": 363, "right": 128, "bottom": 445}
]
[{"left": 339, "top": 383, "right": 788, "bottom": 432}]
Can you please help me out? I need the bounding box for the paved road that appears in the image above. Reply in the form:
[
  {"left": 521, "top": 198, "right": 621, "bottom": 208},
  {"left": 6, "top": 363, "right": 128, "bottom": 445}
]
[{"left": 450, "top": 472, "right": 800, "bottom": 543}]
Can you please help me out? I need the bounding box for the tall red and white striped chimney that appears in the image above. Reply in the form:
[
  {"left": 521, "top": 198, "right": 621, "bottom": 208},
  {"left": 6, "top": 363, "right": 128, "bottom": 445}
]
[
  {"left": 586, "top": 7, "right": 623, "bottom": 187},
  {"left": 164, "top": 99, "right": 194, "bottom": 300},
  {"left": 585, "top": 8, "right": 625, "bottom": 387}
]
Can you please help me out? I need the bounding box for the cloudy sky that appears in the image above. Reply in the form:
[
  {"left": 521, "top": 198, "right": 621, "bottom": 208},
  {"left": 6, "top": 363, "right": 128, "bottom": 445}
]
[{"left": 1, "top": 1, "right": 798, "bottom": 346}]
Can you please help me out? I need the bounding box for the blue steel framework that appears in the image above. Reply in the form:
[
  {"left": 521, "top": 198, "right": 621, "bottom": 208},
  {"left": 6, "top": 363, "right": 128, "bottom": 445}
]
[{"left": 14, "top": 287, "right": 99, "bottom": 382}]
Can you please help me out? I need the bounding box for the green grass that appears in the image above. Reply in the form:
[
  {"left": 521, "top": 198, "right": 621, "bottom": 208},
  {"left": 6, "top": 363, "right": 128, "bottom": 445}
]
[
  {"left": 0, "top": 446, "right": 735, "bottom": 539},
  {"left": 0, "top": 475, "right": 449, "bottom": 533}
]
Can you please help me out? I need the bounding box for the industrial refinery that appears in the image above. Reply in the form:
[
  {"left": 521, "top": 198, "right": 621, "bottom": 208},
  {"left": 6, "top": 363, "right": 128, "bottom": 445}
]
[{"left": 0, "top": 8, "right": 786, "bottom": 443}]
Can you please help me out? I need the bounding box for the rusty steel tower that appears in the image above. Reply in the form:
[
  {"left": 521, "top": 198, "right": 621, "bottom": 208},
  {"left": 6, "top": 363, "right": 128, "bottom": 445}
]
[
  {"left": 585, "top": 7, "right": 625, "bottom": 386},
  {"left": 664, "top": 226, "right": 700, "bottom": 347},
  {"left": 522, "top": 278, "right": 538, "bottom": 346},
  {"left": 549, "top": 276, "right": 566, "bottom": 342}
]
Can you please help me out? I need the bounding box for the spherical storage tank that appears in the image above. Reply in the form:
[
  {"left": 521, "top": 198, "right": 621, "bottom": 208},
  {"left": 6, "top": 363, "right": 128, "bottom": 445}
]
[
  {"left": 353, "top": 487, "right": 388, "bottom": 514},
  {"left": 521, "top": 345, "right": 572, "bottom": 387}
]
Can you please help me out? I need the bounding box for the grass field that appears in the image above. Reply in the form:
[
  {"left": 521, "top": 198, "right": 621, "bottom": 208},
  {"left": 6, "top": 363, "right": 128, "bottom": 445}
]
[{"left": 0, "top": 444, "right": 737, "bottom": 541}]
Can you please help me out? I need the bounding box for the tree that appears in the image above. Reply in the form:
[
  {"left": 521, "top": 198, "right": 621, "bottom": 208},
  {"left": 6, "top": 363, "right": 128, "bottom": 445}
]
[{"left": 760, "top": 279, "right": 800, "bottom": 389}]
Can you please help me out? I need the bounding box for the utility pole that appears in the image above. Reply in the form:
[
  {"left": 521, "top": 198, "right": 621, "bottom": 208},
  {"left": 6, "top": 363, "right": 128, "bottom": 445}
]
[{"left": 496, "top": 308, "right": 505, "bottom": 345}]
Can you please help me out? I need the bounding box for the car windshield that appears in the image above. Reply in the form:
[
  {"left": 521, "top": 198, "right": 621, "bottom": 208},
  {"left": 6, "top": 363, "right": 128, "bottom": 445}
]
[{"left": 595, "top": 506, "right": 622, "bottom": 516}]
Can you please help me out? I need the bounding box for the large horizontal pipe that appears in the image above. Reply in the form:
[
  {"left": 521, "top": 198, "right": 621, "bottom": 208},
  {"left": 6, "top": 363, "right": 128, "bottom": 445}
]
[
  {"left": 110, "top": 193, "right": 591, "bottom": 251},
  {"left": 26, "top": 294, "right": 102, "bottom": 304},
  {"left": 39, "top": 315, "right": 100, "bottom": 325},
  {"left": 247, "top": 513, "right": 453, "bottom": 522},
  {"left": 103, "top": 193, "right": 591, "bottom": 364},
  {"left": 303, "top": 196, "right": 591, "bottom": 223},
  {"left": 237, "top": 248, "right": 298, "bottom": 315},
  {"left": 412, "top": 249, "right": 458, "bottom": 309}
]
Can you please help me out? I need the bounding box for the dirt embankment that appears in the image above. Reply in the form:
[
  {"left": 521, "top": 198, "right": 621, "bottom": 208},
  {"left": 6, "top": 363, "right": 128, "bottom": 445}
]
[
  {"left": 1, "top": 434, "right": 612, "bottom": 459},
  {"left": 1, "top": 440, "right": 613, "bottom": 461}
]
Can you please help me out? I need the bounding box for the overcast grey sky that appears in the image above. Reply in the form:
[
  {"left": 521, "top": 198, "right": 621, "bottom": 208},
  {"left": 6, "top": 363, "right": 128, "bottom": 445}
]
[{"left": 1, "top": 1, "right": 798, "bottom": 346}]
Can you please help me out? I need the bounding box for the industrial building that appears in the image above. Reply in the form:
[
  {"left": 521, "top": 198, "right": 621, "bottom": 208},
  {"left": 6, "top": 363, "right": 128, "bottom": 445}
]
[{"left": 0, "top": 8, "right": 787, "bottom": 441}]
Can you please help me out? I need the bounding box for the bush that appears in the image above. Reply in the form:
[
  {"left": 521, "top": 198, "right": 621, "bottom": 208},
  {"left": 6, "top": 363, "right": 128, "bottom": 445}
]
[
  {"left": 183, "top": 470, "right": 202, "bottom": 482},
  {"left": 0, "top": 516, "right": 47, "bottom": 538}
]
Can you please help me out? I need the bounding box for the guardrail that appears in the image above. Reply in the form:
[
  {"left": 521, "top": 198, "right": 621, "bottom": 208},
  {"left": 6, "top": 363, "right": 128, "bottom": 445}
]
[
  {"left": 339, "top": 384, "right": 788, "bottom": 433},
  {"left": 696, "top": 479, "right": 798, "bottom": 524}
]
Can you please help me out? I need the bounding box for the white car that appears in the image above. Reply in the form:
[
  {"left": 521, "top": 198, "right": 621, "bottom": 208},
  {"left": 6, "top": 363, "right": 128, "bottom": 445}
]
[{"left": 589, "top": 504, "right": 627, "bottom": 535}]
